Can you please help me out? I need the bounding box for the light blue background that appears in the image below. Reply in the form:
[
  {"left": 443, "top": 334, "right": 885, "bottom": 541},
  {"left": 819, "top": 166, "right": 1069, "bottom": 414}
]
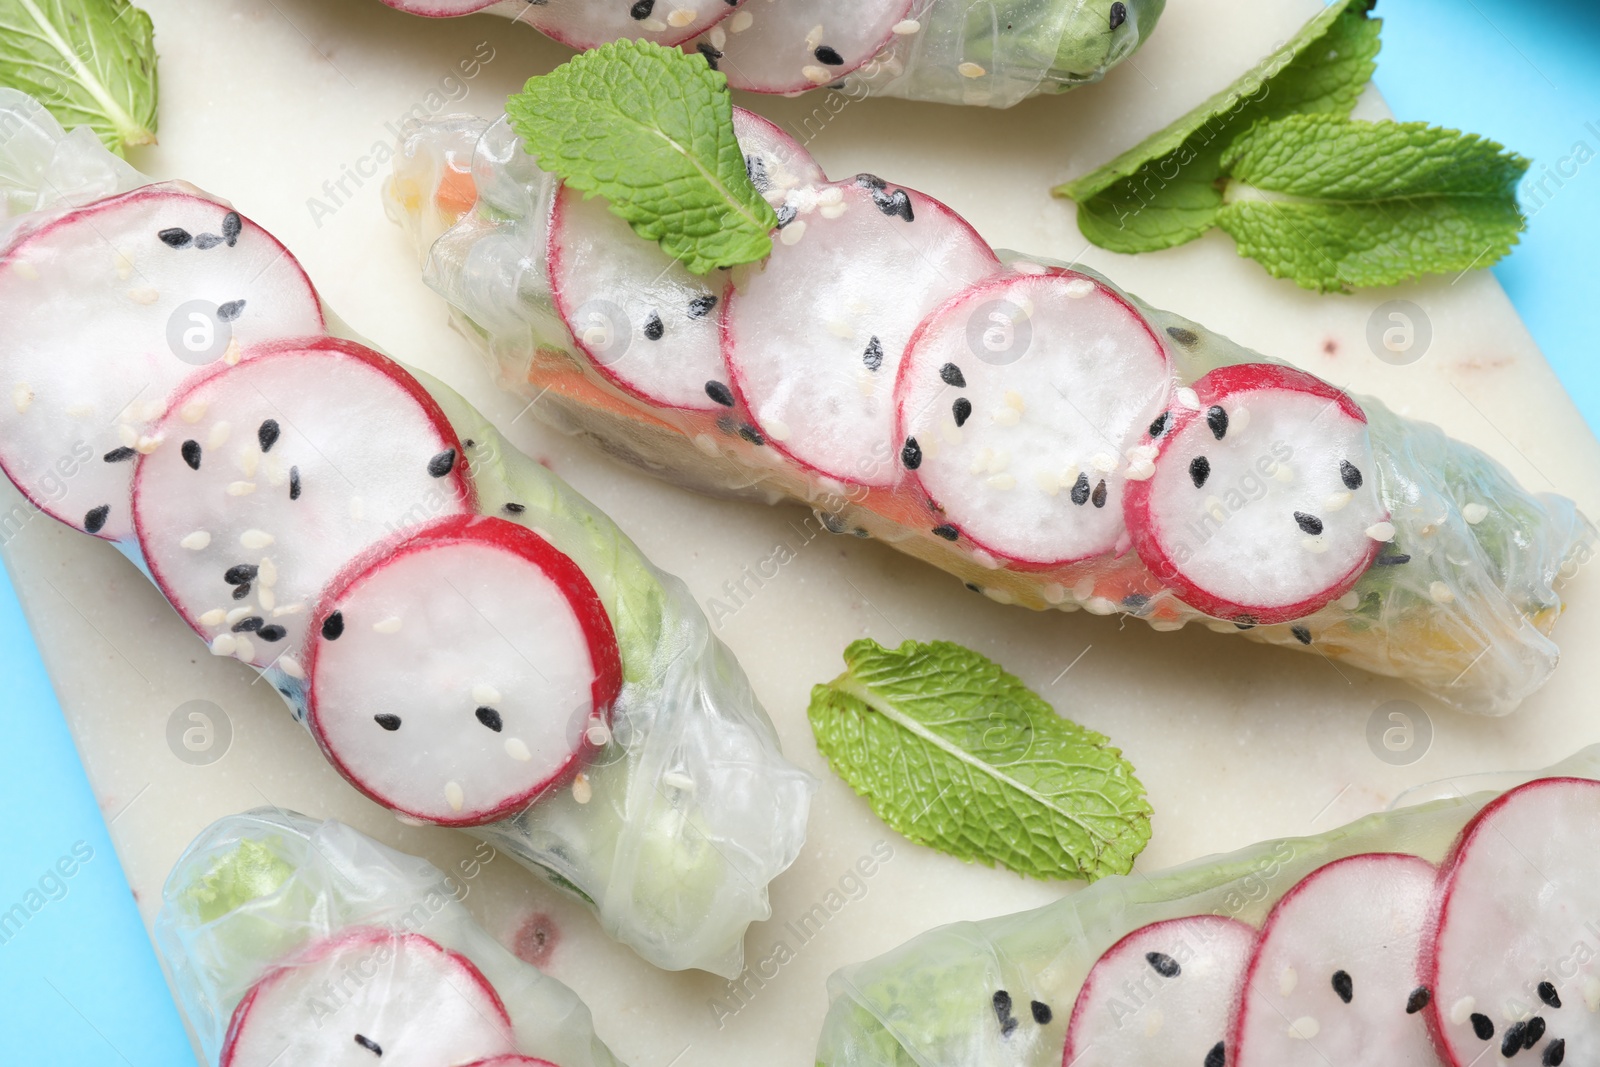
[{"left": 0, "top": 1, "right": 1596, "bottom": 1061}]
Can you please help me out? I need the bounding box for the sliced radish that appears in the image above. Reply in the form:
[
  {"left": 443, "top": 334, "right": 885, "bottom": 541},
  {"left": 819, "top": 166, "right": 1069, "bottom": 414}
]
[
  {"left": 1232, "top": 853, "right": 1438, "bottom": 1067},
  {"left": 0, "top": 186, "right": 324, "bottom": 540},
  {"left": 1426, "top": 777, "right": 1600, "bottom": 1067},
  {"left": 305, "top": 515, "right": 623, "bottom": 827},
  {"left": 734, "top": 106, "right": 827, "bottom": 193},
  {"left": 1063, "top": 915, "right": 1257, "bottom": 1067},
  {"left": 376, "top": 0, "right": 500, "bottom": 14},
  {"left": 461, "top": 1059, "right": 560, "bottom": 1067},
  {"left": 1123, "top": 363, "right": 1386, "bottom": 625},
  {"left": 132, "top": 338, "right": 472, "bottom": 669},
  {"left": 694, "top": 0, "right": 912, "bottom": 93},
  {"left": 896, "top": 267, "right": 1170, "bottom": 564},
  {"left": 521, "top": 0, "right": 744, "bottom": 51},
  {"left": 221, "top": 928, "right": 515, "bottom": 1067},
  {"left": 724, "top": 176, "right": 998, "bottom": 486}
]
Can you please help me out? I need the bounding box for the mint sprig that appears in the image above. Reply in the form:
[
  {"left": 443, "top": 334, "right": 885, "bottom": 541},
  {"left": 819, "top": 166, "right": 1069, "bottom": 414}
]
[
  {"left": 1216, "top": 116, "right": 1528, "bottom": 291},
  {"left": 808, "top": 639, "right": 1151, "bottom": 882},
  {"left": 506, "top": 39, "right": 777, "bottom": 275},
  {"left": 0, "top": 0, "right": 158, "bottom": 155}
]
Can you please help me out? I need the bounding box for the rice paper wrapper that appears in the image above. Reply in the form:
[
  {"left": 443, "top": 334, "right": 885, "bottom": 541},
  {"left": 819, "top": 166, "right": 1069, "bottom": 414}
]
[
  {"left": 154, "top": 809, "right": 623, "bottom": 1066},
  {"left": 0, "top": 95, "right": 813, "bottom": 978},
  {"left": 385, "top": 115, "right": 1592, "bottom": 716},
  {"left": 812, "top": 745, "right": 1600, "bottom": 1067}
]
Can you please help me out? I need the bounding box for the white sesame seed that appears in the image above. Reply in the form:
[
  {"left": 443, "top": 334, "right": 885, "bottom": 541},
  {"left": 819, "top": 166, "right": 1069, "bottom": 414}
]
[
  {"left": 663, "top": 770, "right": 696, "bottom": 791},
  {"left": 127, "top": 287, "right": 159, "bottom": 304},
  {"left": 1063, "top": 278, "right": 1095, "bottom": 299},
  {"left": 180, "top": 530, "right": 211, "bottom": 550},
  {"left": 991, "top": 406, "right": 1020, "bottom": 426},
  {"left": 1004, "top": 390, "right": 1025, "bottom": 412},
  {"left": 263, "top": 457, "right": 288, "bottom": 487},
  {"left": 373, "top": 616, "right": 403, "bottom": 634},
  {"left": 222, "top": 337, "right": 242, "bottom": 366},
  {"left": 114, "top": 249, "right": 134, "bottom": 280},
  {"left": 764, "top": 416, "right": 791, "bottom": 442},
  {"left": 572, "top": 773, "right": 593, "bottom": 804},
  {"left": 1013, "top": 260, "right": 1047, "bottom": 275},
  {"left": 445, "top": 781, "right": 465, "bottom": 811},
  {"left": 1124, "top": 459, "right": 1155, "bottom": 481},
  {"left": 729, "top": 10, "right": 752, "bottom": 31},
  {"left": 259, "top": 557, "right": 277, "bottom": 587},
  {"left": 957, "top": 61, "right": 987, "bottom": 78},
  {"left": 12, "top": 384, "right": 33, "bottom": 413},
  {"left": 1583, "top": 975, "right": 1600, "bottom": 1011},
  {"left": 209, "top": 634, "right": 237, "bottom": 656},
  {"left": 271, "top": 602, "right": 305, "bottom": 617},
  {"left": 639, "top": 17, "right": 666, "bottom": 31},
  {"left": 708, "top": 25, "right": 726, "bottom": 49},
  {"left": 667, "top": 7, "right": 695, "bottom": 27},
  {"left": 1176, "top": 387, "right": 1201, "bottom": 410},
  {"left": 472, "top": 684, "right": 502, "bottom": 705},
  {"left": 892, "top": 18, "right": 920, "bottom": 34},
  {"left": 969, "top": 447, "right": 991, "bottom": 475},
  {"left": 135, "top": 434, "right": 162, "bottom": 454},
  {"left": 1288, "top": 1017, "right": 1320, "bottom": 1040},
  {"left": 237, "top": 447, "right": 259, "bottom": 478},
  {"left": 239, "top": 528, "right": 274, "bottom": 549},
  {"left": 232, "top": 635, "right": 255, "bottom": 662},
  {"left": 259, "top": 587, "right": 276, "bottom": 611},
  {"left": 226, "top": 481, "right": 257, "bottom": 496},
  {"left": 65, "top": 403, "right": 94, "bottom": 419},
  {"left": 226, "top": 605, "right": 253, "bottom": 625},
  {"left": 1462, "top": 502, "right": 1489, "bottom": 524},
  {"left": 11, "top": 261, "right": 39, "bottom": 280},
  {"left": 280, "top": 656, "right": 305, "bottom": 680},
  {"left": 1324, "top": 490, "right": 1353, "bottom": 512},
  {"left": 1429, "top": 581, "right": 1455, "bottom": 605},
  {"left": 1091, "top": 452, "right": 1117, "bottom": 473},
  {"left": 118, "top": 423, "right": 138, "bottom": 447},
  {"left": 1365, "top": 521, "right": 1396, "bottom": 542},
  {"left": 1337, "top": 591, "right": 1361, "bottom": 611},
  {"left": 987, "top": 449, "right": 1011, "bottom": 474},
  {"left": 1449, "top": 997, "right": 1477, "bottom": 1025},
  {"left": 804, "top": 24, "right": 823, "bottom": 48},
  {"left": 505, "top": 737, "right": 531, "bottom": 761},
  {"left": 1273, "top": 464, "right": 1295, "bottom": 483},
  {"left": 802, "top": 65, "right": 832, "bottom": 85},
  {"left": 199, "top": 609, "right": 227, "bottom": 627},
  {"left": 1280, "top": 967, "right": 1298, "bottom": 996},
  {"left": 1084, "top": 596, "right": 1118, "bottom": 615},
  {"left": 1042, "top": 583, "right": 1067, "bottom": 604},
  {"left": 179, "top": 399, "right": 207, "bottom": 424},
  {"left": 207, "top": 420, "right": 232, "bottom": 449}
]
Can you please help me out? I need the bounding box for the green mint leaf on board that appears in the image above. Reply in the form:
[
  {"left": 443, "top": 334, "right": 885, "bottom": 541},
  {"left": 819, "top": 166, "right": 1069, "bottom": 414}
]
[
  {"left": 1216, "top": 115, "right": 1528, "bottom": 291},
  {"left": 1055, "top": 0, "right": 1380, "bottom": 252},
  {"left": 0, "top": 0, "right": 158, "bottom": 155},
  {"left": 808, "top": 639, "right": 1151, "bottom": 882},
  {"left": 506, "top": 38, "right": 777, "bottom": 275}
]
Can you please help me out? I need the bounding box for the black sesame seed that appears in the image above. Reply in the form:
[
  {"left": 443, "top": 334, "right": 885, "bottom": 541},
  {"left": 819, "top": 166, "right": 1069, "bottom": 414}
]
[
  {"left": 428, "top": 449, "right": 457, "bottom": 477},
  {"left": 1149, "top": 411, "right": 1172, "bottom": 438},
  {"left": 1502, "top": 1021, "right": 1528, "bottom": 1058},
  {"left": 775, "top": 204, "right": 798, "bottom": 228},
  {"left": 182, "top": 439, "right": 202, "bottom": 470},
  {"left": 1340, "top": 459, "right": 1363, "bottom": 490},
  {"left": 195, "top": 233, "right": 223, "bottom": 250},
  {"left": 932, "top": 524, "right": 959, "bottom": 541},
  {"left": 855, "top": 173, "right": 887, "bottom": 191},
  {"left": 232, "top": 583, "right": 251, "bottom": 600},
  {"left": 1030, "top": 1000, "right": 1052, "bottom": 1025},
  {"left": 258, "top": 625, "right": 287, "bottom": 642},
  {"left": 965, "top": 582, "right": 982, "bottom": 593},
  {"left": 257, "top": 419, "right": 281, "bottom": 452},
  {"left": 696, "top": 41, "right": 723, "bottom": 69},
  {"left": 84, "top": 505, "right": 110, "bottom": 533},
  {"left": 939, "top": 363, "right": 966, "bottom": 388},
  {"left": 1146, "top": 951, "right": 1181, "bottom": 978},
  {"left": 688, "top": 293, "right": 717, "bottom": 318},
  {"left": 705, "top": 381, "right": 736, "bottom": 407},
  {"left": 863, "top": 335, "right": 884, "bottom": 371},
  {"left": 1109, "top": 0, "right": 1127, "bottom": 29},
  {"left": 901, "top": 437, "right": 922, "bottom": 470},
  {"left": 1190, "top": 455, "right": 1210, "bottom": 488},
  {"left": 224, "top": 564, "right": 258, "bottom": 585},
  {"left": 1376, "top": 553, "right": 1411, "bottom": 566},
  {"left": 231, "top": 616, "right": 263, "bottom": 633},
  {"left": 953, "top": 398, "right": 972, "bottom": 426},
  {"left": 374, "top": 715, "right": 401, "bottom": 732},
  {"left": 217, "top": 299, "right": 245, "bottom": 322},
  {"left": 628, "top": 0, "right": 653, "bottom": 19},
  {"left": 103, "top": 446, "right": 137, "bottom": 463},
  {"left": 736, "top": 424, "right": 765, "bottom": 446},
  {"left": 222, "top": 211, "right": 241, "bottom": 246},
  {"left": 815, "top": 45, "right": 845, "bottom": 65},
  {"left": 1000, "top": 1017, "right": 1019, "bottom": 1037},
  {"left": 1538, "top": 981, "right": 1561, "bottom": 1009},
  {"left": 1406, "top": 987, "right": 1431, "bottom": 1014},
  {"left": 1544, "top": 1038, "right": 1565, "bottom": 1066},
  {"left": 1070, "top": 472, "right": 1091, "bottom": 505},
  {"left": 355, "top": 1034, "right": 382, "bottom": 1055},
  {"left": 643, "top": 311, "right": 665, "bottom": 341},
  {"left": 289, "top": 466, "right": 301, "bottom": 500},
  {"left": 503, "top": 502, "right": 526, "bottom": 514},
  {"left": 745, "top": 154, "right": 770, "bottom": 192},
  {"left": 475, "top": 705, "right": 504, "bottom": 732},
  {"left": 1206, "top": 405, "right": 1229, "bottom": 440},
  {"left": 1294, "top": 512, "right": 1324, "bottom": 536},
  {"left": 1291, "top": 625, "right": 1312, "bottom": 645},
  {"left": 1332, "top": 970, "right": 1353, "bottom": 1004},
  {"left": 1166, "top": 326, "right": 1199, "bottom": 347},
  {"left": 1471, "top": 1013, "right": 1495, "bottom": 1041},
  {"left": 1091, "top": 479, "right": 1107, "bottom": 508},
  {"left": 158, "top": 227, "right": 192, "bottom": 248},
  {"left": 992, "top": 990, "right": 1013, "bottom": 1024},
  {"left": 1122, "top": 593, "right": 1151, "bottom": 613},
  {"left": 872, "top": 187, "right": 914, "bottom": 222},
  {"left": 321, "top": 610, "right": 344, "bottom": 640},
  {"left": 820, "top": 513, "right": 846, "bottom": 534},
  {"left": 1234, "top": 616, "right": 1257, "bottom": 630},
  {"left": 1523, "top": 1017, "right": 1545, "bottom": 1049},
  {"left": 1205, "top": 1042, "right": 1226, "bottom": 1067}
]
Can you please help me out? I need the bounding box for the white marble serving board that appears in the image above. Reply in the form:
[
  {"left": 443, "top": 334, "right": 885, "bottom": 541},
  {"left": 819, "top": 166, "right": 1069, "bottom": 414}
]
[{"left": 4, "top": 1, "right": 1598, "bottom": 1064}]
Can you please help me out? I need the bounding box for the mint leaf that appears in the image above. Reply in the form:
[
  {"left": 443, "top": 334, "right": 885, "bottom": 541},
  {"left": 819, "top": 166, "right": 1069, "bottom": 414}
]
[
  {"left": 808, "top": 639, "right": 1151, "bottom": 881},
  {"left": 1057, "top": 0, "right": 1380, "bottom": 252},
  {"left": 506, "top": 39, "right": 777, "bottom": 275},
  {"left": 1216, "top": 115, "right": 1528, "bottom": 291},
  {"left": 0, "top": 0, "right": 158, "bottom": 155}
]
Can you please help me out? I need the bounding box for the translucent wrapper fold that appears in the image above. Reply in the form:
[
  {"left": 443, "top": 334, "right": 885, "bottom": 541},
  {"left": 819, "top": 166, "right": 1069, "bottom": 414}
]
[
  {"left": 812, "top": 746, "right": 1600, "bottom": 1067},
  {"left": 0, "top": 95, "right": 813, "bottom": 977},
  {"left": 154, "top": 809, "right": 623, "bottom": 1066},
  {"left": 386, "top": 116, "right": 1592, "bottom": 715}
]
